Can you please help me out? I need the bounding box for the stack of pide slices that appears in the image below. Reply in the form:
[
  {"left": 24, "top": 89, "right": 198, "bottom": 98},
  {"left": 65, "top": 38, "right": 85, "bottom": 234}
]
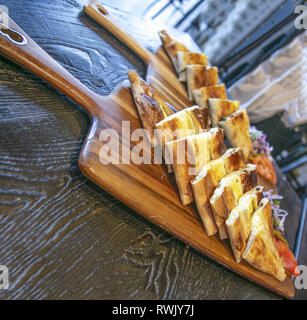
[
  {"left": 126, "top": 31, "right": 298, "bottom": 282},
  {"left": 159, "top": 30, "right": 253, "bottom": 161}
]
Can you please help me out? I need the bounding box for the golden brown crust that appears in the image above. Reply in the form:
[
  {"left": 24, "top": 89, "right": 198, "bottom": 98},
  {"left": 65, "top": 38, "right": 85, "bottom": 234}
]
[
  {"left": 158, "top": 30, "right": 173, "bottom": 47},
  {"left": 226, "top": 186, "right": 264, "bottom": 263},
  {"left": 210, "top": 165, "right": 257, "bottom": 239},
  {"left": 242, "top": 199, "right": 286, "bottom": 281},
  {"left": 211, "top": 195, "right": 229, "bottom": 239},
  {"left": 155, "top": 106, "right": 210, "bottom": 172},
  {"left": 223, "top": 148, "right": 245, "bottom": 173},
  {"left": 186, "top": 65, "right": 219, "bottom": 100},
  {"left": 155, "top": 105, "right": 209, "bottom": 137},
  {"left": 204, "top": 169, "right": 220, "bottom": 198},
  {"left": 218, "top": 110, "right": 253, "bottom": 161},
  {"left": 158, "top": 30, "right": 189, "bottom": 68},
  {"left": 210, "top": 128, "right": 227, "bottom": 159},
  {"left": 185, "top": 106, "right": 210, "bottom": 132},
  {"left": 239, "top": 167, "right": 258, "bottom": 194},
  {"left": 232, "top": 220, "right": 244, "bottom": 252},
  {"left": 208, "top": 99, "right": 240, "bottom": 127},
  {"left": 128, "top": 71, "right": 174, "bottom": 146},
  {"left": 167, "top": 129, "right": 226, "bottom": 205},
  {"left": 177, "top": 52, "right": 208, "bottom": 81},
  {"left": 191, "top": 148, "right": 244, "bottom": 236},
  {"left": 191, "top": 166, "right": 220, "bottom": 236},
  {"left": 169, "top": 138, "right": 194, "bottom": 204},
  {"left": 192, "top": 85, "right": 228, "bottom": 108}
]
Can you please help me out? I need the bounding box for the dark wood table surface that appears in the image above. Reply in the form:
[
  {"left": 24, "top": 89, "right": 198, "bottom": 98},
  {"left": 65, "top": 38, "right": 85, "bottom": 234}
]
[{"left": 0, "top": 0, "right": 306, "bottom": 300}]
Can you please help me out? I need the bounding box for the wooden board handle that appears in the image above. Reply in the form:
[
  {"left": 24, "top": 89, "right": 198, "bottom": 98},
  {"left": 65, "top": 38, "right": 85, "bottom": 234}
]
[
  {"left": 0, "top": 12, "right": 102, "bottom": 117},
  {"left": 84, "top": 0, "right": 151, "bottom": 64}
]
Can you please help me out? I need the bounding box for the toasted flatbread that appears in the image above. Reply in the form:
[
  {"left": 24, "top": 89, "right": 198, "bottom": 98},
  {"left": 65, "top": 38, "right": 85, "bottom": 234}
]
[
  {"left": 186, "top": 65, "right": 219, "bottom": 100},
  {"left": 192, "top": 85, "right": 227, "bottom": 109},
  {"left": 208, "top": 99, "right": 240, "bottom": 127},
  {"left": 128, "top": 71, "right": 174, "bottom": 145},
  {"left": 166, "top": 128, "right": 226, "bottom": 205},
  {"left": 242, "top": 198, "right": 286, "bottom": 282},
  {"left": 155, "top": 105, "right": 210, "bottom": 172},
  {"left": 191, "top": 148, "right": 245, "bottom": 236},
  {"left": 158, "top": 30, "right": 189, "bottom": 70},
  {"left": 209, "top": 127, "right": 228, "bottom": 160},
  {"left": 177, "top": 52, "right": 208, "bottom": 82},
  {"left": 218, "top": 110, "right": 253, "bottom": 161},
  {"left": 210, "top": 164, "right": 257, "bottom": 239},
  {"left": 226, "top": 186, "right": 263, "bottom": 263}
]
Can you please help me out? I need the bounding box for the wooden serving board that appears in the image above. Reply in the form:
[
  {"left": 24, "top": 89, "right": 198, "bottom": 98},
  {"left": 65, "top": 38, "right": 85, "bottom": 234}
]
[
  {"left": 0, "top": 5, "right": 294, "bottom": 298},
  {"left": 83, "top": 1, "right": 294, "bottom": 298}
]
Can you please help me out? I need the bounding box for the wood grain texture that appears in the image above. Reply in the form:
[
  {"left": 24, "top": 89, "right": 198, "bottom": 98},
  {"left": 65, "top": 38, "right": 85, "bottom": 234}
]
[
  {"left": 0, "top": 0, "right": 304, "bottom": 300},
  {"left": 84, "top": 0, "right": 195, "bottom": 111}
]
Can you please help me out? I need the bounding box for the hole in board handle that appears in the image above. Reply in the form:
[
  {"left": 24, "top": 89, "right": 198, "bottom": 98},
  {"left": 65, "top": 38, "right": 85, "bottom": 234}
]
[
  {"left": 0, "top": 24, "right": 27, "bottom": 45},
  {"left": 97, "top": 5, "right": 109, "bottom": 16}
]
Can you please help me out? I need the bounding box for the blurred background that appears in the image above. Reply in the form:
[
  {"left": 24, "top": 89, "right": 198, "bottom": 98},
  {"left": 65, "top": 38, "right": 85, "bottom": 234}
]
[{"left": 103, "top": 0, "right": 307, "bottom": 199}]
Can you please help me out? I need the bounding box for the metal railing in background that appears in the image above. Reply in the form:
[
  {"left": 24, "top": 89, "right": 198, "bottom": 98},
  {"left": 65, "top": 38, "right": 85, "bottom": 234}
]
[{"left": 142, "top": 0, "right": 205, "bottom": 27}]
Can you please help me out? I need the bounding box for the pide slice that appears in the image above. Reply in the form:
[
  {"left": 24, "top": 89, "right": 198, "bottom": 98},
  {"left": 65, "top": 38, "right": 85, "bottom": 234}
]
[
  {"left": 166, "top": 128, "right": 226, "bottom": 205},
  {"left": 242, "top": 198, "right": 286, "bottom": 282},
  {"left": 226, "top": 186, "right": 263, "bottom": 263},
  {"left": 210, "top": 164, "right": 257, "bottom": 239},
  {"left": 191, "top": 148, "right": 245, "bottom": 236}
]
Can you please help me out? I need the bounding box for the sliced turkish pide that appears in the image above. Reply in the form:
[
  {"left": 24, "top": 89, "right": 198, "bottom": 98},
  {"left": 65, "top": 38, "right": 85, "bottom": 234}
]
[
  {"left": 210, "top": 164, "right": 257, "bottom": 239},
  {"left": 191, "top": 84, "right": 228, "bottom": 109},
  {"left": 128, "top": 70, "right": 174, "bottom": 146},
  {"left": 191, "top": 148, "right": 245, "bottom": 236},
  {"left": 186, "top": 65, "right": 219, "bottom": 100},
  {"left": 242, "top": 198, "right": 287, "bottom": 282},
  {"left": 165, "top": 128, "right": 227, "bottom": 205},
  {"left": 158, "top": 30, "right": 189, "bottom": 71},
  {"left": 226, "top": 186, "right": 263, "bottom": 263},
  {"left": 208, "top": 98, "right": 240, "bottom": 127},
  {"left": 218, "top": 109, "right": 253, "bottom": 161},
  {"left": 177, "top": 52, "right": 208, "bottom": 82},
  {"left": 155, "top": 105, "right": 210, "bottom": 172},
  {"left": 155, "top": 30, "right": 297, "bottom": 282}
]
